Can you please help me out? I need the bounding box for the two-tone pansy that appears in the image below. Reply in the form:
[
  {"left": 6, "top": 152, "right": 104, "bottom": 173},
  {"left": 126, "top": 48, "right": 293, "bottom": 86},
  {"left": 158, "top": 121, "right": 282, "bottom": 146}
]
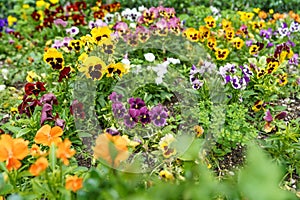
[{"left": 43, "top": 48, "right": 64, "bottom": 70}]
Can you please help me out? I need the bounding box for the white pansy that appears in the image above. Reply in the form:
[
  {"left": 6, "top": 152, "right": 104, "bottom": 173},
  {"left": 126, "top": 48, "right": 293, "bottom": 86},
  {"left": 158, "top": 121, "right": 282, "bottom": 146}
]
[
  {"left": 144, "top": 53, "right": 155, "bottom": 62},
  {"left": 0, "top": 85, "right": 6, "bottom": 91},
  {"left": 121, "top": 58, "right": 130, "bottom": 65},
  {"left": 129, "top": 23, "right": 136, "bottom": 29},
  {"left": 155, "top": 76, "right": 163, "bottom": 85},
  {"left": 167, "top": 58, "right": 180, "bottom": 65},
  {"left": 2, "top": 68, "right": 9, "bottom": 80},
  {"left": 104, "top": 13, "right": 114, "bottom": 24},
  {"left": 138, "top": 5, "right": 146, "bottom": 12}
]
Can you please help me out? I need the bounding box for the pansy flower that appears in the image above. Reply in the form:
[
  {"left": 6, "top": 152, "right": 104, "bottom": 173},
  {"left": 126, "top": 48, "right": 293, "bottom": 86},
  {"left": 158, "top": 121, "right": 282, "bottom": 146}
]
[
  {"left": 155, "top": 18, "right": 168, "bottom": 36},
  {"left": 58, "top": 67, "right": 71, "bottom": 82},
  {"left": 105, "top": 62, "right": 127, "bottom": 78},
  {"left": 239, "top": 11, "right": 254, "bottom": 21},
  {"left": 129, "top": 98, "right": 146, "bottom": 110},
  {"left": 231, "top": 37, "right": 244, "bottom": 49},
  {"left": 65, "top": 175, "right": 83, "bottom": 192},
  {"left": 199, "top": 26, "right": 210, "bottom": 42},
  {"left": 159, "top": 134, "right": 176, "bottom": 158},
  {"left": 139, "top": 106, "right": 151, "bottom": 125},
  {"left": 204, "top": 16, "right": 216, "bottom": 28},
  {"left": 260, "top": 28, "right": 272, "bottom": 39},
  {"left": 93, "top": 133, "right": 129, "bottom": 167},
  {"left": 225, "top": 27, "right": 235, "bottom": 41},
  {"left": 290, "top": 21, "right": 300, "bottom": 32},
  {"left": 70, "top": 100, "right": 85, "bottom": 119},
  {"left": 150, "top": 104, "right": 168, "bottom": 126},
  {"left": 112, "top": 102, "right": 127, "bottom": 119},
  {"left": 263, "top": 109, "right": 287, "bottom": 132},
  {"left": 251, "top": 21, "right": 265, "bottom": 30},
  {"left": 207, "top": 37, "right": 217, "bottom": 50},
  {"left": 72, "top": 14, "right": 85, "bottom": 26},
  {"left": 43, "top": 48, "right": 64, "bottom": 70},
  {"left": 277, "top": 73, "right": 288, "bottom": 86},
  {"left": 79, "top": 56, "right": 106, "bottom": 80},
  {"left": 278, "top": 22, "right": 290, "bottom": 37},
  {"left": 0, "top": 134, "right": 29, "bottom": 171},
  {"left": 25, "top": 82, "right": 46, "bottom": 96},
  {"left": 94, "top": 10, "right": 105, "bottom": 20},
  {"left": 249, "top": 42, "right": 264, "bottom": 55},
  {"left": 101, "top": 39, "right": 115, "bottom": 55},
  {"left": 215, "top": 48, "right": 229, "bottom": 60},
  {"left": 66, "top": 26, "right": 79, "bottom": 36},
  {"left": 168, "top": 17, "right": 181, "bottom": 35},
  {"left": 31, "top": 11, "right": 41, "bottom": 21},
  {"left": 29, "top": 157, "right": 48, "bottom": 176},
  {"left": 266, "top": 59, "right": 279, "bottom": 74},
  {"left": 35, "top": 125, "right": 63, "bottom": 147},
  {"left": 69, "top": 40, "right": 81, "bottom": 52},
  {"left": 140, "top": 7, "right": 158, "bottom": 25},
  {"left": 136, "top": 26, "right": 150, "bottom": 42},
  {"left": 91, "top": 26, "right": 112, "bottom": 45},
  {"left": 221, "top": 19, "right": 232, "bottom": 29},
  {"left": 124, "top": 33, "right": 139, "bottom": 47},
  {"left": 56, "top": 139, "right": 76, "bottom": 166},
  {"left": 183, "top": 27, "right": 199, "bottom": 42},
  {"left": 252, "top": 100, "right": 264, "bottom": 112}
]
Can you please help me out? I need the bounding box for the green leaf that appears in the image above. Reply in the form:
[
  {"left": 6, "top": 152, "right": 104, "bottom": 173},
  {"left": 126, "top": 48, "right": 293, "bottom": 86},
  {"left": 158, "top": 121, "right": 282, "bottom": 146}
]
[
  {"left": 178, "top": 139, "right": 203, "bottom": 161},
  {"left": 238, "top": 143, "right": 296, "bottom": 200},
  {"left": 49, "top": 143, "right": 57, "bottom": 171},
  {"left": 15, "top": 128, "right": 31, "bottom": 138}
]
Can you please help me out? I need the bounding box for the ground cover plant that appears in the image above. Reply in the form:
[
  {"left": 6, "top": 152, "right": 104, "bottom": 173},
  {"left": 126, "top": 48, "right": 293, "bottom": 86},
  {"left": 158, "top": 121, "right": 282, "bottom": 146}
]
[{"left": 0, "top": 0, "right": 299, "bottom": 199}]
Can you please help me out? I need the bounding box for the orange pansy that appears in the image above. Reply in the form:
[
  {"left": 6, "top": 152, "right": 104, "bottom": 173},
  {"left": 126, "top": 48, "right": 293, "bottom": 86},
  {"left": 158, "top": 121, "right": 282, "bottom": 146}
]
[
  {"left": 93, "top": 133, "right": 129, "bottom": 168},
  {"left": 0, "top": 134, "right": 29, "bottom": 171},
  {"left": 34, "top": 125, "right": 63, "bottom": 146},
  {"left": 30, "top": 144, "right": 47, "bottom": 157},
  {"left": 29, "top": 157, "right": 48, "bottom": 176},
  {"left": 56, "top": 139, "right": 76, "bottom": 166},
  {"left": 65, "top": 175, "right": 83, "bottom": 192}
]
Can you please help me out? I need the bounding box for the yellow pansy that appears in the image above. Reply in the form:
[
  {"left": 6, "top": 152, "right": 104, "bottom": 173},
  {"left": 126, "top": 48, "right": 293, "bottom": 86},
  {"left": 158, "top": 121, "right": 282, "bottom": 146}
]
[
  {"left": 7, "top": 15, "right": 17, "bottom": 26},
  {"left": 26, "top": 71, "right": 40, "bottom": 82},
  {"left": 49, "top": 0, "right": 59, "bottom": 4},
  {"left": 22, "top": 4, "right": 30, "bottom": 9},
  {"left": 91, "top": 26, "right": 112, "bottom": 45},
  {"left": 253, "top": 8, "right": 260, "bottom": 13},
  {"left": 183, "top": 27, "right": 200, "bottom": 42}
]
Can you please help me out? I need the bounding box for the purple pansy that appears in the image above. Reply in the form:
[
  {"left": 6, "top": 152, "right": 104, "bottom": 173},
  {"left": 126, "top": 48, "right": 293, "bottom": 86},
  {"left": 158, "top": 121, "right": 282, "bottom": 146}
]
[
  {"left": 40, "top": 103, "right": 54, "bottom": 125},
  {"left": 109, "top": 92, "right": 123, "bottom": 103},
  {"left": 40, "top": 93, "right": 58, "bottom": 105},
  {"left": 128, "top": 97, "right": 146, "bottom": 110},
  {"left": 260, "top": 28, "right": 272, "bottom": 39},
  {"left": 150, "top": 104, "right": 168, "bottom": 127},
  {"left": 112, "top": 102, "right": 127, "bottom": 119},
  {"left": 139, "top": 106, "right": 151, "bottom": 125}
]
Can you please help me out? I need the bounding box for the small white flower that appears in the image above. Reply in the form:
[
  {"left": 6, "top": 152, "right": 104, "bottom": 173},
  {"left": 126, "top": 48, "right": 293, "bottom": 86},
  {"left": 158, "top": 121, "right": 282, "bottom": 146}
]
[
  {"left": 155, "top": 76, "right": 163, "bottom": 84},
  {"left": 167, "top": 58, "right": 180, "bottom": 65},
  {"left": 66, "top": 26, "right": 79, "bottom": 36},
  {"left": 144, "top": 53, "right": 155, "bottom": 62},
  {"left": 129, "top": 23, "right": 136, "bottom": 29},
  {"left": 138, "top": 5, "right": 146, "bottom": 12},
  {"left": 0, "top": 85, "right": 6, "bottom": 91},
  {"left": 121, "top": 58, "right": 130, "bottom": 65},
  {"left": 114, "top": 12, "right": 122, "bottom": 21},
  {"left": 104, "top": 13, "right": 114, "bottom": 24},
  {"left": 2, "top": 68, "right": 9, "bottom": 80},
  {"left": 133, "top": 65, "right": 142, "bottom": 74}
]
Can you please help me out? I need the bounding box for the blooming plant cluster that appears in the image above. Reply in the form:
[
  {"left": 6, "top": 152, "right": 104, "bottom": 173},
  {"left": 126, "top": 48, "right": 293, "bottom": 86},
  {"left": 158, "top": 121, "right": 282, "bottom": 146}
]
[
  {"left": 0, "top": 1, "right": 300, "bottom": 199},
  {"left": 109, "top": 92, "right": 169, "bottom": 128}
]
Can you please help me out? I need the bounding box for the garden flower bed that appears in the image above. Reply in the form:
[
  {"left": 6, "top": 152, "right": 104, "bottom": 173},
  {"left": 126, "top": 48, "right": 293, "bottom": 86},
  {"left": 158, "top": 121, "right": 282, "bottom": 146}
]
[{"left": 0, "top": 0, "right": 299, "bottom": 199}]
